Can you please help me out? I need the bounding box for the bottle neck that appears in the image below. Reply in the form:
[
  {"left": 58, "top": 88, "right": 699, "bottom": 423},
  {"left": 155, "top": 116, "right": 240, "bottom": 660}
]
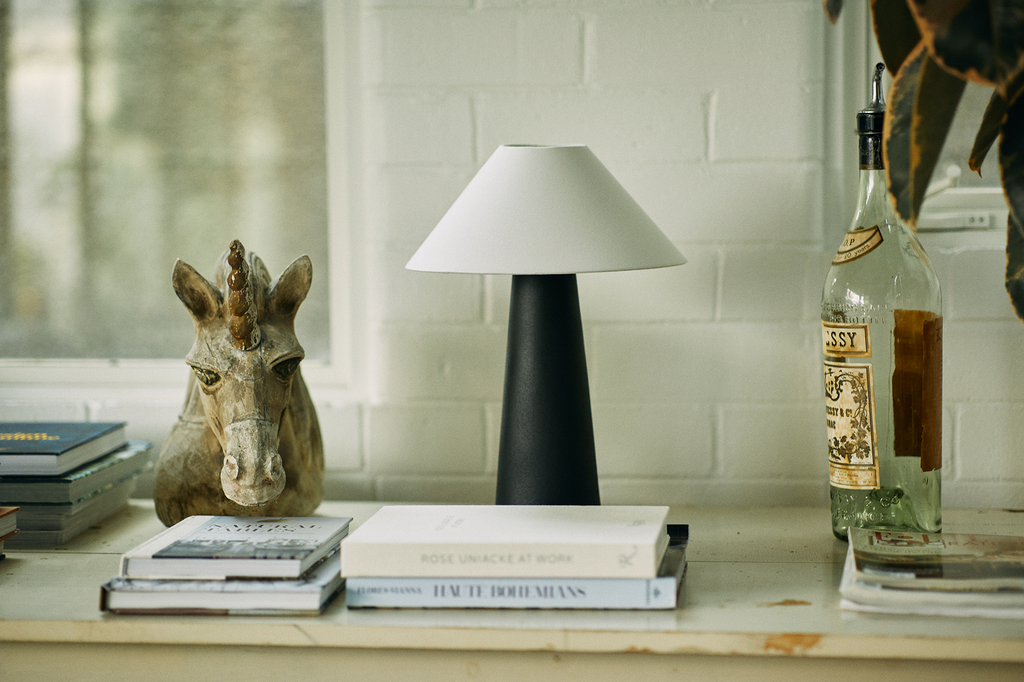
[
  {"left": 859, "top": 131, "right": 883, "bottom": 170},
  {"left": 852, "top": 133, "right": 900, "bottom": 232}
]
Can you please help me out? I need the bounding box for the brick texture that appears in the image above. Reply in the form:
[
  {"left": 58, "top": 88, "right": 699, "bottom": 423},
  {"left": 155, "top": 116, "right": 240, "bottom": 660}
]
[{"left": 4, "top": 0, "right": 1020, "bottom": 510}]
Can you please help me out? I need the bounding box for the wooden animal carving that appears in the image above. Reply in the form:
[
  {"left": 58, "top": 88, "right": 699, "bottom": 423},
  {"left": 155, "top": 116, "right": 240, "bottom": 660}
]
[{"left": 154, "top": 240, "right": 324, "bottom": 526}]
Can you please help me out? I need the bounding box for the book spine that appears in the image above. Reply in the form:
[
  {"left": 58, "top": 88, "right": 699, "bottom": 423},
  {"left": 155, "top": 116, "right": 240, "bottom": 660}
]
[
  {"left": 345, "top": 574, "right": 680, "bottom": 609},
  {"left": 341, "top": 535, "right": 667, "bottom": 579}
]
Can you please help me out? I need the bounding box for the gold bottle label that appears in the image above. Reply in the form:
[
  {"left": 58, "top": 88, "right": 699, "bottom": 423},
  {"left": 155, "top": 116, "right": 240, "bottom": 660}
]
[
  {"left": 822, "top": 321, "right": 871, "bottom": 357},
  {"left": 825, "top": 360, "right": 880, "bottom": 489},
  {"left": 832, "top": 226, "right": 883, "bottom": 265}
]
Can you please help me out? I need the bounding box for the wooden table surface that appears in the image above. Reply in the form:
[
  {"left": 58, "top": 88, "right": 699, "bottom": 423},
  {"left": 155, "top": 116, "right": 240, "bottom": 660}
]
[{"left": 1, "top": 500, "right": 1022, "bottom": 682}]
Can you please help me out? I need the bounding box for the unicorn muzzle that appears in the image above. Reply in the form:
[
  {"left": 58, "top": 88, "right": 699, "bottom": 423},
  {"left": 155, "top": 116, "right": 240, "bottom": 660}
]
[{"left": 220, "top": 419, "right": 286, "bottom": 506}]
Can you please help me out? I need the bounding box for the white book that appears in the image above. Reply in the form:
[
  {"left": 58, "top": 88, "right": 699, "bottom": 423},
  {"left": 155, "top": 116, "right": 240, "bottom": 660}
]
[
  {"left": 340, "top": 505, "right": 671, "bottom": 579},
  {"left": 120, "top": 515, "right": 351, "bottom": 580},
  {"left": 0, "top": 506, "right": 17, "bottom": 538},
  {"left": 345, "top": 527, "right": 688, "bottom": 610},
  {"left": 102, "top": 550, "right": 344, "bottom": 615}
]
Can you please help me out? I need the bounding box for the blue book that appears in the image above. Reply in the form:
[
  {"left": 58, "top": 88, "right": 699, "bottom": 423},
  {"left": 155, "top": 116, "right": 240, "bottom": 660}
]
[
  {"left": 0, "top": 422, "right": 127, "bottom": 476},
  {"left": 345, "top": 525, "right": 688, "bottom": 610}
]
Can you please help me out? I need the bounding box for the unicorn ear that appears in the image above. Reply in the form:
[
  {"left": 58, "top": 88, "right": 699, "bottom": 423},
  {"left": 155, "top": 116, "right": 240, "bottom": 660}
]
[
  {"left": 269, "top": 255, "right": 312, "bottom": 320},
  {"left": 172, "top": 259, "right": 222, "bottom": 322}
]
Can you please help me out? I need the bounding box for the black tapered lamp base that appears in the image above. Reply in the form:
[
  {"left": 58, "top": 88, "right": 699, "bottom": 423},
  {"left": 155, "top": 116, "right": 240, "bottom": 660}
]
[{"left": 495, "top": 274, "right": 601, "bottom": 505}]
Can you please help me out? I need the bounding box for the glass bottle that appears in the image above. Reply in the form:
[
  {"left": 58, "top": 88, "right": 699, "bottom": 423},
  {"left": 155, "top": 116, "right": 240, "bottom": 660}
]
[{"left": 821, "top": 63, "right": 943, "bottom": 541}]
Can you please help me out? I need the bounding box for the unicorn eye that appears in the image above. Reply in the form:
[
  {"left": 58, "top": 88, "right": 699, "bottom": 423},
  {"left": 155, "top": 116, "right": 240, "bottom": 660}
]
[
  {"left": 191, "top": 366, "right": 221, "bottom": 387},
  {"left": 273, "top": 357, "right": 301, "bottom": 380}
]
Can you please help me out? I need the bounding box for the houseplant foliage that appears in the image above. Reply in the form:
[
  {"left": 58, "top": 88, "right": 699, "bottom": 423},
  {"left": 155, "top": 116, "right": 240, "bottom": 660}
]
[{"left": 825, "top": 0, "right": 1024, "bottom": 320}]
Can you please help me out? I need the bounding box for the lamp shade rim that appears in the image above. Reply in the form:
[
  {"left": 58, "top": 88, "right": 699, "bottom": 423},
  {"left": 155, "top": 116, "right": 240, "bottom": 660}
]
[{"left": 406, "top": 144, "right": 686, "bottom": 275}]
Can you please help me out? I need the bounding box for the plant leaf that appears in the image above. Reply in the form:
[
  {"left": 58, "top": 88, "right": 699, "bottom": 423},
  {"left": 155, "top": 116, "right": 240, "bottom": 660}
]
[
  {"left": 1000, "top": 87, "right": 1024, "bottom": 319},
  {"left": 970, "top": 68, "right": 1024, "bottom": 173},
  {"left": 1005, "top": 213, "right": 1024, "bottom": 320},
  {"left": 970, "top": 90, "right": 1007, "bottom": 173},
  {"left": 912, "top": 57, "right": 967, "bottom": 218},
  {"left": 871, "top": 0, "right": 923, "bottom": 74},
  {"left": 1000, "top": 84, "right": 1024, "bottom": 229},
  {"left": 885, "top": 44, "right": 923, "bottom": 221},
  {"left": 824, "top": 0, "right": 844, "bottom": 24},
  {"left": 884, "top": 42, "right": 967, "bottom": 226},
  {"left": 908, "top": 0, "right": 1024, "bottom": 89},
  {"left": 989, "top": 0, "right": 1024, "bottom": 97}
]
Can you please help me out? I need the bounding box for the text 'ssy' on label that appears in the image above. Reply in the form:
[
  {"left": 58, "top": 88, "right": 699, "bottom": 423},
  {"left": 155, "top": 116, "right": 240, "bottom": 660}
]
[{"left": 822, "top": 322, "right": 871, "bottom": 358}]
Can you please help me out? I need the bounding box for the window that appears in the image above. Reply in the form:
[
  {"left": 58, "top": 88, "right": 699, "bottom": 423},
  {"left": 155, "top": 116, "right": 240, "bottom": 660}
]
[
  {"left": 835, "top": 5, "right": 1007, "bottom": 241},
  {"left": 0, "top": 0, "right": 350, "bottom": 387},
  {"left": 916, "top": 80, "right": 1009, "bottom": 240}
]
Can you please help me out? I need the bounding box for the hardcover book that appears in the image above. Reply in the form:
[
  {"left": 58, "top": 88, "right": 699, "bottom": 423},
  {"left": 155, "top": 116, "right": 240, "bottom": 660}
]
[
  {"left": 120, "top": 515, "right": 352, "bottom": 580},
  {"left": 340, "top": 505, "right": 672, "bottom": 579},
  {"left": 839, "top": 527, "right": 1024, "bottom": 618},
  {"left": 6, "top": 476, "right": 138, "bottom": 548},
  {"left": 0, "top": 529, "right": 18, "bottom": 560},
  {"left": 345, "top": 524, "right": 688, "bottom": 610},
  {"left": 101, "top": 550, "right": 344, "bottom": 615},
  {"left": 0, "top": 441, "right": 151, "bottom": 504},
  {"left": 0, "top": 506, "right": 18, "bottom": 538},
  {"left": 0, "top": 422, "right": 127, "bottom": 476}
]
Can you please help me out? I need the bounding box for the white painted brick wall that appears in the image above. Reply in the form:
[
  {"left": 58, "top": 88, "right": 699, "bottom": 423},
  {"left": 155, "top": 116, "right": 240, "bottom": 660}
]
[
  {"left": 3, "top": 0, "right": 1021, "bottom": 510},
  {"left": 359, "top": 0, "right": 1022, "bottom": 509}
]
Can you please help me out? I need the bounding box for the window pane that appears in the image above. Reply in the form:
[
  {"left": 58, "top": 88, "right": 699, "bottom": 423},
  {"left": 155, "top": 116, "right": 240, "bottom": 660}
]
[
  {"left": 934, "top": 81, "right": 1001, "bottom": 190},
  {"left": 0, "top": 0, "right": 329, "bottom": 360}
]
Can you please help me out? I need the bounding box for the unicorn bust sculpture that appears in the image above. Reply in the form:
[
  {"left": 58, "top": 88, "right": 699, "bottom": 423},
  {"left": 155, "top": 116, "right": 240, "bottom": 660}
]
[{"left": 154, "top": 240, "right": 324, "bottom": 526}]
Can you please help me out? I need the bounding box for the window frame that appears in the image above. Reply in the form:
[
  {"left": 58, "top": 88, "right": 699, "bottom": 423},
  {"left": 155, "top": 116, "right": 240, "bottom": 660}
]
[
  {"left": 827, "top": 5, "right": 1008, "bottom": 247},
  {"left": 0, "top": 0, "right": 356, "bottom": 397}
]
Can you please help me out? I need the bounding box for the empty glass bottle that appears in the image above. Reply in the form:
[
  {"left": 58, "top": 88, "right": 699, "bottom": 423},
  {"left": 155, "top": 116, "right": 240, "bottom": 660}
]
[{"left": 821, "top": 63, "right": 943, "bottom": 541}]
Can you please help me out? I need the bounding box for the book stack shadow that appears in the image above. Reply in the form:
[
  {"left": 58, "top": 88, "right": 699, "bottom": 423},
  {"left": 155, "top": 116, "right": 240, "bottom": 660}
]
[
  {"left": 341, "top": 505, "right": 688, "bottom": 610},
  {"left": 100, "top": 515, "right": 352, "bottom": 615},
  {"left": 0, "top": 422, "right": 151, "bottom": 548}
]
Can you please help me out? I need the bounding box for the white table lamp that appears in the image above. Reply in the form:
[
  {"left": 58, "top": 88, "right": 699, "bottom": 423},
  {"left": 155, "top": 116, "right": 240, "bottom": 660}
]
[{"left": 407, "top": 144, "right": 685, "bottom": 505}]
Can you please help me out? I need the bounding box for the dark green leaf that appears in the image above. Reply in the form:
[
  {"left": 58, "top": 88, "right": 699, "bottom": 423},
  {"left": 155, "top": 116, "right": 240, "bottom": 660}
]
[
  {"left": 912, "top": 53, "right": 968, "bottom": 217},
  {"left": 884, "top": 43, "right": 966, "bottom": 226},
  {"left": 970, "top": 89, "right": 1007, "bottom": 173},
  {"left": 871, "top": 0, "right": 923, "bottom": 74},
  {"left": 1005, "top": 213, "right": 1024, "bottom": 321},
  {"left": 824, "top": 0, "right": 844, "bottom": 24},
  {"left": 885, "top": 44, "right": 923, "bottom": 221},
  {"left": 908, "top": 0, "right": 1024, "bottom": 89},
  {"left": 971, "top": 68, "right": 1024, "bottom": 173},
  {"left": 1001, "top": 88, "right": 1024, "bottom": 319},
  {"left": 999, "top": 84, "right": 1024, "bottom": 229},
  {"left": 989, "top": 0, "right": 1024, "bottom": 95}
]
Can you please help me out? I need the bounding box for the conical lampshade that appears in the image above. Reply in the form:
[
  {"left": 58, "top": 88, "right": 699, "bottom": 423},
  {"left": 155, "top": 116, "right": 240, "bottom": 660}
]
[
  {"left": 406, "top": 144, "right": 686, "bottom": 506},
  {"left": 406, "top": 145, "right": 685, "bottom": 274}
]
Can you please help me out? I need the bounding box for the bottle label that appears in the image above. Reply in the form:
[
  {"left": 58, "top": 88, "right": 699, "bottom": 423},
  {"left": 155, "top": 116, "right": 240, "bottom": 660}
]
[
  {"left": 821, "top": 321, "right": 871, "bottom": 357},
  {"left": 832, "top": 226, "right": 883, "bottom": 265},
  {"left": 892, "top": 310, "right": 943, "bottom": 472},
  {"left": 824, "top": 360, "right": 880, "bottom": 489}
]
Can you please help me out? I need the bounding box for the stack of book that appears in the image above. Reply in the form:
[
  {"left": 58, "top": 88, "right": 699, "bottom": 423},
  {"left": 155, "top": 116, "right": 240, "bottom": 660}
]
[
  {"left": 0, "top": 422, "right": 151, "bottom": 548},
  {"left": 100, "top": 515, "right": 352, "bottom": 615},
  {"left": 840, "top": 526, "right": 1024, "bottom": 619},
  {"left": 342, "top": 505, "right": 687, "bottom": 610},
  {"left": 0, "top": 506, "right": 18, "bottom": 558}
]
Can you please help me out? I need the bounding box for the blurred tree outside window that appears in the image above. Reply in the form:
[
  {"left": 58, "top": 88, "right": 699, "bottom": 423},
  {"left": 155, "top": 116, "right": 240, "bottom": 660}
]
[{"left": 0, "top": 0, "right": 329, "bottom": 360}]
